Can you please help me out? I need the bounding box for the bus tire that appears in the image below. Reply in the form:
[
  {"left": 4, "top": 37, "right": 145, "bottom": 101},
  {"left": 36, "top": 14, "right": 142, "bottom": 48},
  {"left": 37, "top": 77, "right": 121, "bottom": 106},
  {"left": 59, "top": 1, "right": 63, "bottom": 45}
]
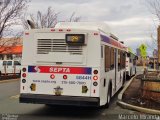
[
  {"left": 104, "top": 83, "right": 112, "bottom": 108},
  {"left": 126, "top": 74, "right": 130, "bottom": 80},
  {"left": 122, "top": 73, "right": 126, "bottom": 87},
  {"left": 130, "top": 68, "right": 132, "bottom": 77}
]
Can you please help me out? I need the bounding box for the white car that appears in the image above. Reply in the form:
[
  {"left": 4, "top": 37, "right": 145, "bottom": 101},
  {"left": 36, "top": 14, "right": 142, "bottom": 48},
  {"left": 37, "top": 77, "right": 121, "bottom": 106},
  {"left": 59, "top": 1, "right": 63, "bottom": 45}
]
[{"left": 0, "top": 60, "right": 21, "bottom": 76}]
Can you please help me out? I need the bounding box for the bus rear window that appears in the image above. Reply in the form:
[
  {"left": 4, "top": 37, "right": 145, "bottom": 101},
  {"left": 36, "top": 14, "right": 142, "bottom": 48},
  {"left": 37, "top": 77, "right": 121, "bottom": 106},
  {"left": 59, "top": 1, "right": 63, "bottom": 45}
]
[
  {"left": 7, "top": 61, "right": 12, "bottom": 66},
  {"left": 14, "top": 61, "right": 21, "bottom": 65},
  {"left": 3, "top": 61, "right": 7, "bottom": 66}
]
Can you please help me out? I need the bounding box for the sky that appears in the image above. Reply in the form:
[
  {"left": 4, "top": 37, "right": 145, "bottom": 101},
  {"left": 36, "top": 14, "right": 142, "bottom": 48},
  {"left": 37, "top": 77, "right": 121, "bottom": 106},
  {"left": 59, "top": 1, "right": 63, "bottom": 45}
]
[{"left": 25, "top": 0, "right": 159, "bottom": 56}]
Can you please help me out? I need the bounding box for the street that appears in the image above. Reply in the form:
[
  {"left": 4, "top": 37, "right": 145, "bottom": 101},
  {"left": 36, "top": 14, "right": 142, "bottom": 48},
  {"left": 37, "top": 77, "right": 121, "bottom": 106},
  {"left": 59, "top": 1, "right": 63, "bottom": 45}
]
[{"left": 0, "top": 67, "right": 144, "bottom": 120}]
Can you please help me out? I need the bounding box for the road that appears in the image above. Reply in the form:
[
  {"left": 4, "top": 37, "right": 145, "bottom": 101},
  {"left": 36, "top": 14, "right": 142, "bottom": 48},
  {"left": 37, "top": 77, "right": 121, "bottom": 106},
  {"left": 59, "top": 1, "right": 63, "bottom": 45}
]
[{"left": 0, "top": 67, "right": 144, "bottom": 120}]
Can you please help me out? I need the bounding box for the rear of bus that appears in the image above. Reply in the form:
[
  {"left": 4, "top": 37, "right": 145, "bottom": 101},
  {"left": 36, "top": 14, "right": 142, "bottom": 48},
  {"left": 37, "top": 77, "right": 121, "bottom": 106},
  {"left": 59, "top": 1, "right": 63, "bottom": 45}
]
[{"left": 19, "top": 27, "right": 102, "bottom": 107}]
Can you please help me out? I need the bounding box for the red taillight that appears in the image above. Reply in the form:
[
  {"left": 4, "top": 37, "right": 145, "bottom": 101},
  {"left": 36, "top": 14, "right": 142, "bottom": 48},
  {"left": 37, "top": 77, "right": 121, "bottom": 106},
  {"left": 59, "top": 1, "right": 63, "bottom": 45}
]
[
  {"left": 50, "top": 74, "right": 55, "bottom": 79},
  {"left": 22, "top": 73, "right": 26, "bottom": 78},
  {"left": 93, "top": 76, "right": 98, "bottom": 80},
  {"left": 93, "top": 70, "right": 98, "bottom": 74},
  {"left": 94, "top": 33, "right": 99, "bottom": 35},
  {"left": 59, "top": 29, "right": 63, "bottom": 32},
  {"left": 51, "top": 29, "right": 55, "bottom": 32},
  {"left": 22, "top": 68, "right": 26, "bottom": 72},
  {"left": 25, "top": 32, "right": 29, "bottom": 35},
  {"left": 67, "top": 29, "right": 71, "bottom": 32},
  {"left": 63, "top": 75, "right": 67, "bottom": 79}
]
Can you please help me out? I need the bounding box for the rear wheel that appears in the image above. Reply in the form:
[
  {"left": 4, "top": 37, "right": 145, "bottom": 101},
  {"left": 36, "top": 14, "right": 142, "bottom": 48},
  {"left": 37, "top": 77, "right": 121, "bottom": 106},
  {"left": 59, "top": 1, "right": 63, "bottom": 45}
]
[{"left": 104, "top": 86, "right": 111, "bottom": 108}]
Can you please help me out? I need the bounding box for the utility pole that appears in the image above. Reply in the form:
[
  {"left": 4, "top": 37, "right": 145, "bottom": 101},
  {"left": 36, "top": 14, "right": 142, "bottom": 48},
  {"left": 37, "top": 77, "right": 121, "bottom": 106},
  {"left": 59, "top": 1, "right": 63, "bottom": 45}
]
[{"left": 158, "top": 26, "right": 160, "bottom": 69}]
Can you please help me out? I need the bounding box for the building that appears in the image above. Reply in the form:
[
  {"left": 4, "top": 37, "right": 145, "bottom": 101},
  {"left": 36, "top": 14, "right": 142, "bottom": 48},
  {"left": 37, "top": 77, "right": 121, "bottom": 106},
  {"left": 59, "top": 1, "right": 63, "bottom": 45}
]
[
  {"left": 153, "top": 49, "right": 158, "bottom": 58},
  {"left": 0, "top": 38, "right": 22, "bottom": 60},
  {"left": 136, "top": 48, "right": 140, "bottom": 56}
]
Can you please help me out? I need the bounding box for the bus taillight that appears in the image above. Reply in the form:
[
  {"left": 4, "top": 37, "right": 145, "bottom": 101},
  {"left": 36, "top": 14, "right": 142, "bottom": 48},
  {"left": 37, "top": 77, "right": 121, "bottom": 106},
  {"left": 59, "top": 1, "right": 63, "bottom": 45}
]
[
  {"left": 67, "top": 29, "right": 71, "bottom": 32},
  {"left": 22, "top": 73, "right": 26, "bottom": 78},
  {"left": 93, "top": 70, "right": 98, "bottom": 74},
  {"left": 93, "top": 76, "right": 98, "bottom": 80},
  {"left": 22, "top": 68, "right": 26, "bottom": 72},
  {"left": 93, "top": 82, "right": 98, "bottom": 86},
  {"left": 59, "top": 29, "right": 63, "bottom": 32},
  {"left": 94, "top": 33, "right": 99, "bottom": 35},
  {"left": 22, "top": 79, "right": 26, "bottom": 83},
  {"left": 51, "top": 29, "right": 55, "bottom": 32}
]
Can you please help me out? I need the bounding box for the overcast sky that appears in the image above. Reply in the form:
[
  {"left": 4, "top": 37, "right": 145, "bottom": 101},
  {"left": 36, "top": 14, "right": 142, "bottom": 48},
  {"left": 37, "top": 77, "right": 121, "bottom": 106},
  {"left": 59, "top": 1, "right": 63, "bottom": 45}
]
[{"left": 26, "top": 0, "right": 159, "bottom": 56}]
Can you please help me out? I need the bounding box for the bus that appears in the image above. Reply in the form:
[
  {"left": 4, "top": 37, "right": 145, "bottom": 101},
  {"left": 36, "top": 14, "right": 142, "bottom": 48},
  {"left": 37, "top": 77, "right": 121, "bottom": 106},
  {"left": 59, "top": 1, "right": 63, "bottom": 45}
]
[
  {"left": 126, "top": 50, "right": 137, "bottom": 79},
  {"left": 20, "top": 22, "right": 127, "bottom": 107}
]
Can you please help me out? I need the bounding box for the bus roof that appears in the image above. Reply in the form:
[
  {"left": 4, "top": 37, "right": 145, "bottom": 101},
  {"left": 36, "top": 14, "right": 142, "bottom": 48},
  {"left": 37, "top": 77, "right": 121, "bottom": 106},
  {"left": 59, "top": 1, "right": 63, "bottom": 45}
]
[{"left": 55, "top": 22, "right": 111, "bottom": 34}]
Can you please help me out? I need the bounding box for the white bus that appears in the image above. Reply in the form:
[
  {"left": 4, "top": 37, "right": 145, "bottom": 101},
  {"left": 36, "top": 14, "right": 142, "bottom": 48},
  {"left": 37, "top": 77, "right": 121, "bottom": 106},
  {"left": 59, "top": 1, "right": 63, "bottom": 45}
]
[
  {"left": 126, "top": 51, "right": 137, "bottom": 79},
  {"left": 20, "top": 22, "right": 127, "bottom": 107}
]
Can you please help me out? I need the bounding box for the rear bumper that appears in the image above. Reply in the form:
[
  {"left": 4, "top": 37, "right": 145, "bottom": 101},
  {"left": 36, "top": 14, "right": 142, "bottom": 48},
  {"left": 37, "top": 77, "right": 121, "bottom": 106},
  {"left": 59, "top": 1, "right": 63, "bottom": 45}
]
[{"left": 19, "top": 93, "right": 100, "bottom": 107}]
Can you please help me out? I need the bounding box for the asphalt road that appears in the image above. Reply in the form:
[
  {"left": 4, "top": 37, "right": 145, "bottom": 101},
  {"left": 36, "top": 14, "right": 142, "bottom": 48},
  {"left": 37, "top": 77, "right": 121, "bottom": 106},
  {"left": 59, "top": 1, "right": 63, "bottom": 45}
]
[{"left": 0, "top": 67, "right": 144, "bottom": 120}]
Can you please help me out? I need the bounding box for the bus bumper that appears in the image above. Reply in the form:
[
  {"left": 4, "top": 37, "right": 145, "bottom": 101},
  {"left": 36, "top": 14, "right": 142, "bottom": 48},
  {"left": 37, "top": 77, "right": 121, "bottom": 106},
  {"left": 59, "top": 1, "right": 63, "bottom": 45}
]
[{"left": 19, "top": 94, "right": 100, "bottom": 107}]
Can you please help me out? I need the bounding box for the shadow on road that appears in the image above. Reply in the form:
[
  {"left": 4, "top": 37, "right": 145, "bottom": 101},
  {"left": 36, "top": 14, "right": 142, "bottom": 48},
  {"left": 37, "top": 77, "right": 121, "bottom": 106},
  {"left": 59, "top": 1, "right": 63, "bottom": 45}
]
[{"left": 23, "top": 105, "right": 105, "bottom": 120}]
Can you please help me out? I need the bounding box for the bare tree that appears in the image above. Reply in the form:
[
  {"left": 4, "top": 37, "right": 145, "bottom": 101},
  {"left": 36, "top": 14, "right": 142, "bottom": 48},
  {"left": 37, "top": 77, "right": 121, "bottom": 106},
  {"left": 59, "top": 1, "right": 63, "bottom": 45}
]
[
  {"left": 147, "top": 0, "right": 160, "bottom": 22},
  {"left": 22, "top": 7, "right": 81, "bottom": 29},
  {"left": 69, "top": 12, "right": 81, "bottom": 22},
  {"left": 145, "top": 0, "right": 160, "bottom": 50},
  {"left": 0, "top": 0, "right": 29, "bottom": 45},
  {"left": 22, "top": 7, "right": 59, "bottom": 29}
]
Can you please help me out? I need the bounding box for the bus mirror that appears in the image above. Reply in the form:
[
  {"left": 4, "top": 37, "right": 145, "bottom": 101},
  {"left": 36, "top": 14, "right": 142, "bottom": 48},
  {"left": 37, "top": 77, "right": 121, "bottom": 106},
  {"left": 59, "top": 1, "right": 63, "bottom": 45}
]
[{"left": 127, "top": 53, "right": 130, "bottom": 57}]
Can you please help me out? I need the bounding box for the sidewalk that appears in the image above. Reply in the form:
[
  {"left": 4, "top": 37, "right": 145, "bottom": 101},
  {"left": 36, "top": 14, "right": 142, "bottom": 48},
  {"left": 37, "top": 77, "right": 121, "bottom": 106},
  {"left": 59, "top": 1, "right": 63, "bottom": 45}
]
[{"left": 117, "top": 74, "right": 160, "bottom": 114}]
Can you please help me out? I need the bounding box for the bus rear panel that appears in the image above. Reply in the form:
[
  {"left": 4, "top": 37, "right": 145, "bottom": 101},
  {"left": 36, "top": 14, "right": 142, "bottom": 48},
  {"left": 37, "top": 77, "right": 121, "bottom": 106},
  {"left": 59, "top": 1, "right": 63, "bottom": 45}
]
[{"left": 20, "top": 28, "right": 101, "bottom": 107}]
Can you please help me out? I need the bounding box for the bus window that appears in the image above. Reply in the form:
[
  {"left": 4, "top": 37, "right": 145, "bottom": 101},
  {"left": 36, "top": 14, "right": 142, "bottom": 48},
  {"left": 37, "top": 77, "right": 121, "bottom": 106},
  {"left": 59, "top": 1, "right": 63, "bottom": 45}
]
[
  {"left": 121, "top": 52, "right": 126, "bottom": 69},
  {"left": 3, "top": 61, "right": 7, "bottom": 66},
  {"left": 7, "top": 61, "right": 12, "bottom": 66},
  {"left": 118, "top": 50, "right": 121, "bottom": 71},
  {"left": 101, "top": 46, "right": 103, "bottom": 58},
  {"left": 110, "top": 47, "right": 115, "bottom": 70},
  {"left": 14, "top": 61, "right": 21, "bottom": 65},
  {"left": 105, "top": 46, "right": 110, "bottom": 72}
]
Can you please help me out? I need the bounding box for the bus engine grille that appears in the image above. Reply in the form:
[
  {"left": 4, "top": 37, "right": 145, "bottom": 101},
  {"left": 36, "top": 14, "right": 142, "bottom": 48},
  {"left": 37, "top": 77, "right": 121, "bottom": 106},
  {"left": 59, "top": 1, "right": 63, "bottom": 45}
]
[{"left": 37, "top": 39, "right": 83, "bottom": 55}]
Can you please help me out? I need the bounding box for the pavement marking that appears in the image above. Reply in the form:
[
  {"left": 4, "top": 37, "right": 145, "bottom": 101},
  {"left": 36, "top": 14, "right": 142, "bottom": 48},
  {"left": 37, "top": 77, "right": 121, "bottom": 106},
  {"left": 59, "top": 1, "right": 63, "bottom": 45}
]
[
  {"left": 0, "top": 79, "right": 20, "bottom": 84},
  {"left": 10, "top": 94, "right": 20, "bottom": 99}
]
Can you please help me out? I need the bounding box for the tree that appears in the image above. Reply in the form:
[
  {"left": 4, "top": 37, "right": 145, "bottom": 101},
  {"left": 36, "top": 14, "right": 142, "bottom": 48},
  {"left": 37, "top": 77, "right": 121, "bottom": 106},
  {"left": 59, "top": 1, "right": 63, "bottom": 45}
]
[
  {"left": 22, "top": 7, "right": 81, "bottom": 29},
  {"left": 139, "top": 44, "right": 147, "bottom": 67},
  {"left": 145, "top": 0, "right": 160, "bottom": 50},
  {"left": 147, "top": 0, "right": 160, "bottom": 22},
  {"left": 139, "top": 44, "right": 147, "bottom": 58},
  {"left": 0, "top": 0, "right": 29, "bottom": 46},
  {"left": 68, "top": 12, "right": 81, "bottom": 22},
  {"left": 22, "top": 6, "right": 59, "bottom": 29}
]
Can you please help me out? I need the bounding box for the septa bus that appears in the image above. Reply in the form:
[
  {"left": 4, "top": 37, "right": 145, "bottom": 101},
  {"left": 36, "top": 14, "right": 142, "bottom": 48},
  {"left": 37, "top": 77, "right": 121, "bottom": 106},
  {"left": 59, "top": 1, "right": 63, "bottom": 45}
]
[
  {"left": 20, "top": 22, "right": 127, "bottom": 107},
  {"left": 126, "top": 50, "right": 137, "bottom": 79}
]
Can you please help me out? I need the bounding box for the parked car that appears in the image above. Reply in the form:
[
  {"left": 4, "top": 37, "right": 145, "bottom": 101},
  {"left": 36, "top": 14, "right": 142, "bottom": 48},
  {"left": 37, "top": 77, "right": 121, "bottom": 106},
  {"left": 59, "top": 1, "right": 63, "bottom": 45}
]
[{"left": 0, "top": 60, "right": 21, "bottom": 76}]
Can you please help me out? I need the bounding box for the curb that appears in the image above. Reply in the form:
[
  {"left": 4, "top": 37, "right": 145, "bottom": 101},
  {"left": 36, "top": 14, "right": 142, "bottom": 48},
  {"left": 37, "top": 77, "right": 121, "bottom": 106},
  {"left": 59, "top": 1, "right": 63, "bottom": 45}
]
[
  {"left": 117, "top": 101, "right": 160, "bottom": 115},
  {"left": 118, "top": 75, "right": 136, "bottom": 100},
  {"left": 0, "top": 79, "right": 19, "bottom": 84},
  {"left": 117, "top": 75, "right": 160, "bottom": 115}
]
